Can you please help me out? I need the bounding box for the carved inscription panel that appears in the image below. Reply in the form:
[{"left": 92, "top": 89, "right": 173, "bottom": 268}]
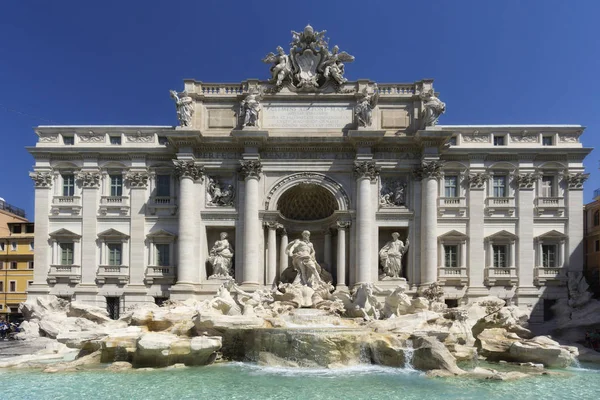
[{"left": 263, "top": 106, "right": 353, "bottom": 129}]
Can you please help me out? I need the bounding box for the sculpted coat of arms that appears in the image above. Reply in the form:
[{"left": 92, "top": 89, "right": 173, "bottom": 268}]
[{"left": 262, "top": 24, "right": 354, "bottom": 92}]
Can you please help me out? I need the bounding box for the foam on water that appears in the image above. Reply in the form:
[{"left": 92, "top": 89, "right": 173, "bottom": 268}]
[{"left": 223, "top": 361, "right": 422, "bottom": 377}]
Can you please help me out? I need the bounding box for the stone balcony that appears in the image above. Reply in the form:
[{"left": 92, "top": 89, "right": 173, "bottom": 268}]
[
  {"left": 47, "top": 264, "right": 81, "bottom": 284},
  {"left": 534, "top": 267, "right": 567, "bottom": 286},
  {"left": 535, "top": 197, "right": 565, "bottom": 217},
  {"left": 147, "top": 196, "right": 177, "bottom": 216},
  {"left": 485, "top": 197, "right": 516, "bottom": 217},
  {"left": 144, "top": 266, "right": 176, "bottom": 285},
  {"left": 50, "top": 196, "right": 82, "bottom": 216},
  {"left": 96, "top": 265, "right": 129, "bottom": 285},
  {"left": 437, "top": 197, "right": 467, "bottom": 217},
  {"left": 99, "top": 196, "right": 129, "bottom": 216},
  {"left": 484, "top": 267, "right": 518, "bottom": 286},
  {"left": 438, "top": 267, "right": 468, "bottom": 286}
]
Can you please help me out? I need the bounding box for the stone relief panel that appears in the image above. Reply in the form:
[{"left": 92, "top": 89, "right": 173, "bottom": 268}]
[
  {"left": 208, "top": 109, "right": 236, "bottom": 129},
  {"left": 126, "top": 132, "right": 154, "bottom": 143},
  {"left": 206, "top": 177, "right": 235, "bottom": 207},
  {"left": 39, "top": 134, "right": 59, "bottom": 143},
  {"left": 511, "top": 134, "right": 538, "bottom": 143},
  {"left": 380, "top": 108, "right": 409, "bottom": 129},
  {"left": 462, "top": 134, "right": 490, "bottom": 143},
  {"left": 78, "top": 132, "right": 105, "bottom": 143},
  {"left": 379, "top": 178, "right": 407, "bottom": 208},
  {"left": 559, "top": 133, "right": 578, "bottom": 143}
]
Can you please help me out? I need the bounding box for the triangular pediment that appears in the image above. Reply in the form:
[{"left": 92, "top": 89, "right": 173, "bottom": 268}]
[
  {"left": 49, "top": 228, "right": 81, "bottom": 239},
  {"left": 97, "top": 228, "right": 129, "bottom": 239},
  {"left": 486, "top": 230, "right": 517, "bottom": 240},
  {"left": 146, "top": 229, "right": 177, "bottom": 238},
  {"left": 438, "top": 230, "right": 468, "bottom": 240},
  {"left": 536, "top": 230, "right": 567, "bottom": 240}
]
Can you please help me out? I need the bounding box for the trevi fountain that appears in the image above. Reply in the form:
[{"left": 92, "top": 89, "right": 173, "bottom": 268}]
[{"left": 3, "top": 25, "right": 600, "bottom": 399}]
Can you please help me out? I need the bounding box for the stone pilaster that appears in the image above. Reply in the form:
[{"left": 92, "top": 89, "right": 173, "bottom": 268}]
[
  {"left": 354, "top": 161, "right": 379, "bottom": 284},
  {"left": 324, "top": 229, "right": 332, "bottom": 269},
  {"left": 126, "top": 171, "right": 149, "bottom": 286},
  {"left": 173, "top": 160, "right": 204, "bottom": 286},
  {"left": 515, "top": 173, "right": 537, "bottom": 290},
  {"left": 78, "top": 170, "right": 101, "bottom": 285},
  {"left": 29, "top": 172, "right": 53, "bottom": 294},
  {"left": 466, "top": 171, "right": 487, "bottom": 294},
  {"left": 336, "top": 221, "right": 350, "bottom": 290},
  {"left": 414, "top": 160, "right": 442, "bottom": 286},
  {"left": 240, "top": 160, "right": 262, "bottom": 286},
  {"left": 565, "top": 172, "right": 588, "bottom": 273}
]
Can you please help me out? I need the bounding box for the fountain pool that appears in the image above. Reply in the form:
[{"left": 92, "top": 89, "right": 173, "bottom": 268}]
[{"left": 1, "top": 362, "right": 599, "bottom": 400}]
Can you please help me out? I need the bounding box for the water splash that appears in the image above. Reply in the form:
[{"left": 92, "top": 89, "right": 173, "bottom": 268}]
[{"left": 403, "top": 339, "right": 415, "bottom": 370}]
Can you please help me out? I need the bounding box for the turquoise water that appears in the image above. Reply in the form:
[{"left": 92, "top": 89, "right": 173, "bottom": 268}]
[{"left": 1, "top": 363, "right": 599, "bottom": 400}]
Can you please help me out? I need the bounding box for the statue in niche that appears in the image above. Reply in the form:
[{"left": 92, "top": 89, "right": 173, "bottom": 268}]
[
  {"left": 355, "top": 85, "right": 379, "bottom": 127},
  {"left": 240, "top": 91, "right": 262, "bottom": 128},
  {"left": 420, "top": 89, "right": 446, "bottom": 128},
  {"left": 207, "top": 178, "right": 235, "bottom": 207},
  {"left": 380, "top": 181, "right": 407, "bottom": 207},
  {"left": 208, "top": 232, "right": 234, "bottom": 278},
  {"left": 379, "top": 232, "right": 409, "bottom": 279},
  {"left": 262, "top": 46, "right": 293, "bottom": 87},
  {"left": 284, "top": 230, "right": 324, "bottom": 288},
  {"left": 169, "top": 90, "right": 194, "bottom": 127}
]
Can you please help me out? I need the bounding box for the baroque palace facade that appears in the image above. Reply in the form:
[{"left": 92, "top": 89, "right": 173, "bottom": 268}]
[{"left": 27, "top": 26, "right": 590, "bottom": 321}]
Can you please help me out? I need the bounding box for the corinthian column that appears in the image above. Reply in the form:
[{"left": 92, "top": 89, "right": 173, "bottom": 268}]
[
  {"left": 174, "top": 160, "right": 204, "bottom": 285},
  {"left": 415, "top": 160, "right": 442, "bottom": 286},
  {"left": 279, "top": 227, "right": 288, "bottom": 277},
  {"left": 354, "top": 161, "right": 379, "bottom": 284},
  {"left": 265, "top": 221, "right": 278, "bottom": 286},
  {"left": 336, "top": 221, "right": 350, "bottom": 290},
  {"left": 240, "top": 160, "right": 262, "bottom": 286}
]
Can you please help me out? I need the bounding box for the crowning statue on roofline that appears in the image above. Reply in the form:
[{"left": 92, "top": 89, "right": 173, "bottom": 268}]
[{"left": 262, "top": 24, "right": 355, "bottom": 92}]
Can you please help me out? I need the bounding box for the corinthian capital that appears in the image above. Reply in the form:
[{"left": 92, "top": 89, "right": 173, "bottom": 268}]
[
  {"left": 125, "top": 171, "right": 150, "bottom": 188},
  {"left": 77, "top": 171, "right": 101, "bottom": 188},
  {"left": 564, "top": 172, "right": 589, "bottom": 190},
  {"left": 467, "top": 173, "right": 489, "bottom": 189},
  {"left": 174, "top": 160, "right": 204, "bottom": 182},
  {"left": 29, "top": 171, "right": 53, "bottom": 188},
  {"left": 239, "top": 160, "right": 263, "bottom": 180},
  {"left": 353, "top": 161, "right": 380, "bottom": 181},
  {"left": 413, "top": 160, "right": 443, "bottom": 180},
  {"left": 515, "top": 173, "right": 538, "bottom": 189}
]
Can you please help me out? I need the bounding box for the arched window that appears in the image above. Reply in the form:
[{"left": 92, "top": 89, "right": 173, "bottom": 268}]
[{"left": 594, "top": 210, "right": 599, "bottom": 226}]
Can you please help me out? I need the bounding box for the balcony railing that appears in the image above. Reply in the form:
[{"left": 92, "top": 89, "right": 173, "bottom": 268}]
[
  {"left": 100, "top": 196, "right": 128, "bottom": 205},
  {"left": 48, "top": 264, "right": 81, "bottom": 284},
  {"left": 99, "top": 196, "right": 129, "bottom": 216},
  {"left": 534, "top": 267, "right": 567, "bottom": 286},
  {"left": 438, "top": 267, "right": 468, "bottom": 285},
  {"left": 53, "top": 196, "right": 81, "bottom": 205},
  {"left": 484, "top": 267, "right": 518, "bottom": 286},
  {"left": 0, "top": 199, "right": 26, "bottom": 218},
  {"left": 535, "top": 197, "right": 565, "bottom": 216},
  {"left": 438, "top": 197, "right": 467, "bottom": 217},
  {"left": 97, "top": 265, "right": 129, "bottom": 284},
  {"left": 148, "top": 196, "right": 177, "bottom": 215},
  {"left": 144, "top": 265, "right": 176, "bottom": 285},
  {"left": 50, "top": 196, "right": 82, "bottom": 216},
  {"left": 485, "top": 197, "right": 516, "bottom": 216},
  {"left": 151, "top": 196, "right": 175, "bottom": 205}
]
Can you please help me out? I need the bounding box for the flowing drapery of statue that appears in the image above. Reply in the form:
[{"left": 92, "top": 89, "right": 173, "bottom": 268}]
[
  {"left": 208, "top": 232, "right": 234, "bottom": 278},
  {"left": 285, "top": 231, "right": 324, "bottom": 287},
  {"left": 420, "top": 89, "right": 446, "bottom": 128},
  {"left": 240, "top": 91, "right": 261, "bottom": 128},
  {"left": 355, "top": 85, "right": 379, "bottom": 127},
  {"left": 379, "top": 232, "right": 409, "bottom": 279},
  {"left": 169, "top": 90, "right": 194, "bottom": 127},
  {"left": 206, "top": 177, "right": 235, "bottom": 207}
]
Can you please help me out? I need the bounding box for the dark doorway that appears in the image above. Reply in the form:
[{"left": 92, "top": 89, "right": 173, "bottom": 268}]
[{"left": 106, "top": 296, "right": 120, "bottom": 320}]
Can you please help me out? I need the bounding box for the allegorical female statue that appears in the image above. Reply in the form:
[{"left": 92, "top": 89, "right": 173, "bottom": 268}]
[
  {"left": 240, "top": 92, "right": 261, "bottom": 127},
  {"left": 169, "top": 90, "right": 194, "bottom": 127},
  {"left": 285, "top": 230, "right": 324, "bottom": 287},
  {"left": 208, "top": 232, "right": 234, "bottom": 277},
  {"left": 379, "top": 232, "right": 409, "bottom": 279}
]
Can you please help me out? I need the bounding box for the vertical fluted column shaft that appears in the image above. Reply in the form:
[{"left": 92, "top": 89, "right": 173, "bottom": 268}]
[
  {"left": 240, "top": 160, "right": 263, "bottom": 285},
  {"left": 279, "top": 229, "right": 288, "bottom": 277},
  {"left": 336, "top": 222, "right": 349, "bottom": 288},
  {"left": 416, "top": 161, "right": 442, "bottom": 286},
  {"left": 354, "top": 161, "right": 379, "bottom": 285},
  {"left": 266, "top": 222, "right": 278, "bottom": 286},
  {"left": 324, "top": 230, "right": 332, "bottom": 269}
]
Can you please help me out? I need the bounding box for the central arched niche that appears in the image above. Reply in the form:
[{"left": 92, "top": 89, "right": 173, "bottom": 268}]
[{"left": 277, "top": 183, "right": 338, "bottom": 221}]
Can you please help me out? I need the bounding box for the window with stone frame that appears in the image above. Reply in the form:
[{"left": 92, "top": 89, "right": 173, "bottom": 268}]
[
  {"left": 492, "top": 175, "right": 507, "bottom": 197},
  {"left": 540, "top": 175, "right": 555, "bottom": 198},
  {"left": 10, "top": 261, "right": 17, "bottom": 270},
  {"left": 0, "top": 242, "right": 4, "bottom": 251},
  {"left": 9, "top": 281, "right": 16, "bottom": 292},
  {"left": 0, "top": 281, "right": 3, "bottom": 292},
  {"left": 107, "top": 243, "right": 123, "bottom": 266},
  {"left": 542, "top": 244, "right": 557, "bottom": 268},
  {"left": 60, "top": 242, "right": 74, "bottom": 265},
  {"left": 444, "top": 175, "right": 458, "bottom": 198},
  {"left": 542, "top": 135, "right": 554, "bottom": 146},
  {"left": 62, "top": 173, "right": 75, "bottom": 196},
  {"left": 156, "top": 174, "right": 171, "bottom": 197},
  {"left": 444, "top": 245, "right": 458, "bottom": 268},
  {"left": 110, "top": 174, "right": 123, "bottom": 196},
  {"left": 156, "top": 243, "right": 170, "bottom": 267},
  {"left": 493, "top": 135, "right": 506, "bottom": 146},
  {"left": 492, "top": 245, "right": 507, "bottom": 268}
]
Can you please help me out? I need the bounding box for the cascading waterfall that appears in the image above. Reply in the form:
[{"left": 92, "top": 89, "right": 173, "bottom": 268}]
[{"left": 403, "top": 339, "right": 415, "bottom": 370}]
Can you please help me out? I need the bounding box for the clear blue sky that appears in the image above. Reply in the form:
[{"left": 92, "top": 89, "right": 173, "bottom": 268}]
[{"left": 1, "top": 0, "right": 599, "bottom": 219}]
